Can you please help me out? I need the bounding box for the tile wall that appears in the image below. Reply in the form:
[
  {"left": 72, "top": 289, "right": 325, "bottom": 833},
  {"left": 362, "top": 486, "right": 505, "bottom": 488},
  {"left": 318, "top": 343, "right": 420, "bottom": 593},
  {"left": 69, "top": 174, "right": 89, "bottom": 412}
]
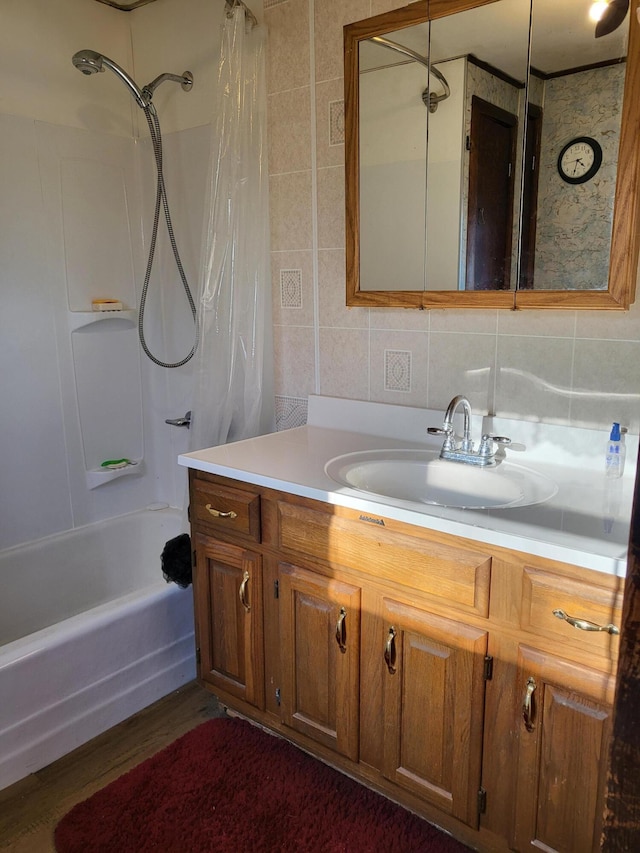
[{"left": 265, "top": 0, "right": 640, "bottom": 434}]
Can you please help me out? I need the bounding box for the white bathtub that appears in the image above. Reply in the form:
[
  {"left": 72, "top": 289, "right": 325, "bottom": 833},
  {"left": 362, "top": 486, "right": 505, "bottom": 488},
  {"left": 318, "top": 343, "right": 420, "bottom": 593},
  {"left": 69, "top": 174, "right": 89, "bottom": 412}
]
[{"left": 0, "top": 507, "right": 196, "bottom": 791}]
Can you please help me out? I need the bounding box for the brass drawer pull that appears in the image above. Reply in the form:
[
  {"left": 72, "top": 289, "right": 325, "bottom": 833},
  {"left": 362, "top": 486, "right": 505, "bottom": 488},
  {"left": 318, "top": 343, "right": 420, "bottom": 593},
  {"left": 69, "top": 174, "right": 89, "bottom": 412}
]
[
  {"left": 239, "top": 570, "right": 250, "bottom": 612},
  {"left": 553, "top": 608, "right": 619, "bottom": 635},
  {"left": 205, "top": 503, "right": 237, "bottom": 519},
  {"left": 384, "top": 626, "right": 397, "bottom": 675},
  {"left": 335, "top": 607, "right": 347, "bottom": 654},
  {"left": 523, "top": 677, "right": 536, "bottom": 732}
]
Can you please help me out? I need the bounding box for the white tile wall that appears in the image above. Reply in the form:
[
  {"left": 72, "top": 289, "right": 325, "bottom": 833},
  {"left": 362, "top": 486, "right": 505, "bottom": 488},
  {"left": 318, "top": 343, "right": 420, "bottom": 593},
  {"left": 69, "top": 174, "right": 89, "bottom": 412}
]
[{"left": 0, "top": 0, "right": 224, "bottom": 548}]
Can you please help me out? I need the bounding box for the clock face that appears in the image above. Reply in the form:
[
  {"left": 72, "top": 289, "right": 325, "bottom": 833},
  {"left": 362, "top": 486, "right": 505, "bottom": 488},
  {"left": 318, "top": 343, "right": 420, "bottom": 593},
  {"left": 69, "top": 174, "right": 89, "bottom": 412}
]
[{"left": 557, "top": 137, "right": 603, "bottom": 184}]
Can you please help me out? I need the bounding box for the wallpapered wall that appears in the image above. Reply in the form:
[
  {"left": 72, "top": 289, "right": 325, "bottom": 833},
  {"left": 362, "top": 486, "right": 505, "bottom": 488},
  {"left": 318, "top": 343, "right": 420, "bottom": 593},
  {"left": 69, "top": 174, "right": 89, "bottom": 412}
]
[
  {"left": 265, "top": 0, "right": 640, "bottom": 435},
  {"left": 534, "top": 64, "right": 625, "bottom": 291}
]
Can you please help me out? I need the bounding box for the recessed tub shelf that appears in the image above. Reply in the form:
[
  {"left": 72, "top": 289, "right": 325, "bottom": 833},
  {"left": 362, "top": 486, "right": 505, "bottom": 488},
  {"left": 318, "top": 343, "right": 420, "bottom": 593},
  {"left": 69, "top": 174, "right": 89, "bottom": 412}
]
[
  {"left": 85, "top": 459, "right": 144, "bottom": 490},
  {"left": 68, "top": 309, "right": 137, "bottom": 333}
]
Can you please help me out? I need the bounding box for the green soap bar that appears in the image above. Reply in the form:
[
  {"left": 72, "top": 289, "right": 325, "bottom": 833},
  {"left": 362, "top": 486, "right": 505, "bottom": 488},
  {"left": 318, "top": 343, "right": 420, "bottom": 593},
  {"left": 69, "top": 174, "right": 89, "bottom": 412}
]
[{"left": 100, "top": 458, "right": 131, "bottom": 469}]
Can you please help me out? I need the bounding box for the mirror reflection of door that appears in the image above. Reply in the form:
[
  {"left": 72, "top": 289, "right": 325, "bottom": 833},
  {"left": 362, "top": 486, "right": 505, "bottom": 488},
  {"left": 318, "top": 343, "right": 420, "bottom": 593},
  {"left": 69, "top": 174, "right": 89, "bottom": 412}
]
[
  {"left": 519, "top": 103, "right": 542, "bottom": 289},
  {"left": 466, "top": 96, "right": 517, "bottom": 290}
]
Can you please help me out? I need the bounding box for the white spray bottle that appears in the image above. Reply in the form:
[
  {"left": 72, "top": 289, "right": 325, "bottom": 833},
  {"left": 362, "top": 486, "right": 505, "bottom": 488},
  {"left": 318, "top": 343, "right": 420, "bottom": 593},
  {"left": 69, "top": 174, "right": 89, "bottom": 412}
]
[{"left": 605, "top": 422, "right": 626, "bottom": 479}]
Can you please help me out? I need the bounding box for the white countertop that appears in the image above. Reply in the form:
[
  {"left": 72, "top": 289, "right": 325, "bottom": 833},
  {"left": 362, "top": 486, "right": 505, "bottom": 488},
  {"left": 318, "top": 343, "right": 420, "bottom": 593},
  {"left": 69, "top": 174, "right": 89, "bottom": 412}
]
[{"left": 179, "top": 397, "right": 636, "bottom": 577}]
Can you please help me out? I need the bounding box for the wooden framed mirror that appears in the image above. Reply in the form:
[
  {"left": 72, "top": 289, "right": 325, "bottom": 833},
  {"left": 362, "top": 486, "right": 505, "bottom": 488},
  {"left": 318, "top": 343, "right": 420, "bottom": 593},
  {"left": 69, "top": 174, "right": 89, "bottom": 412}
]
[{"left": 344, "top": 0, "right": 640, "bottom": 309}]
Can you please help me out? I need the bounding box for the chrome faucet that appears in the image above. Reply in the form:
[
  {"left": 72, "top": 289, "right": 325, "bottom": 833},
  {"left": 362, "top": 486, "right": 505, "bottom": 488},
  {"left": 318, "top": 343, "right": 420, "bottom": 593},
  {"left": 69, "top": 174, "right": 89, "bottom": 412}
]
[
  {"left": 165, "top": 410, "right": 191, "bottom": 428},
  {"left": 428, "top": 395, "right": 510, "bottom": 467}
]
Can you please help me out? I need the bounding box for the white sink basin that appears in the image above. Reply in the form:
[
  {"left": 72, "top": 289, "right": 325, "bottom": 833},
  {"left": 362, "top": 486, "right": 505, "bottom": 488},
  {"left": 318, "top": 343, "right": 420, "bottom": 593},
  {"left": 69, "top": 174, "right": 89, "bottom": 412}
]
[{"left": 325, "top": 449, "right": 558, "bottom": 510}]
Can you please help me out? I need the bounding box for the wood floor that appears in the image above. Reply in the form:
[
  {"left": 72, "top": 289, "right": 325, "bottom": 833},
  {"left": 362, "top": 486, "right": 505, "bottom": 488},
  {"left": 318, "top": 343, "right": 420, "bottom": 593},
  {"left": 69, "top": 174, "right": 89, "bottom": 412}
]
[{"left": 0, "top": 681, "right": 225, "bottom": 853}]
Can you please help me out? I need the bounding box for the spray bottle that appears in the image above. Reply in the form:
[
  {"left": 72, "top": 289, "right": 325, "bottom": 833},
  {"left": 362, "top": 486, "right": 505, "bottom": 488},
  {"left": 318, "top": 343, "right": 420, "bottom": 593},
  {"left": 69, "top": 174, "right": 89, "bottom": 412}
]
[{"left": 605, "top": 422, "right": 626, "bottom": 479}]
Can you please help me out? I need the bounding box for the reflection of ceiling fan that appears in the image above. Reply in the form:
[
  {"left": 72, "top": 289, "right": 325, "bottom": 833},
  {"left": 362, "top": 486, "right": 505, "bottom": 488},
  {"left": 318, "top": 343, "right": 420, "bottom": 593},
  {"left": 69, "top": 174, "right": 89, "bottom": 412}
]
[{"left": 595, "top": 0, "right": 629, "bottom": 37}]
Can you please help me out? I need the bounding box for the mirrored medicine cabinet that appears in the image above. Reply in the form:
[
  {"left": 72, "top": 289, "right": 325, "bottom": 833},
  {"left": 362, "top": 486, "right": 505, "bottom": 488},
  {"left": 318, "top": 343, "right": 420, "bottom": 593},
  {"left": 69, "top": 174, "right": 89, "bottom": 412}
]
[{"left": 344, "top": 0, "right": 640, "bottom": 309}]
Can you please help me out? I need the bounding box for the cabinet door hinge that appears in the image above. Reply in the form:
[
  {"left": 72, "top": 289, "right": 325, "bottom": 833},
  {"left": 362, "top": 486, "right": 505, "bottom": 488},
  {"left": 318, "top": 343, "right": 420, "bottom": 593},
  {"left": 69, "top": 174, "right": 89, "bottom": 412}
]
[
  {"left": 465, "top": 134, "right": 471, "bottom": 151},
  {"left": 483, "top": 655, "right": 493, "bottom": 681},
  {"left": 192, "top": 550, "right": 197, "bottom": 569},
  {"left": 275, "top": 687, "right": 281, "bottom": 706},
  {"left": 196, "top": 647, "right": 201, "bottom": 665},
  {"left": 478, "top": 787, "right": 487, "bottom": 815},
  {"left": 274, "top": 579, "right": 279, "bottom": 599}
]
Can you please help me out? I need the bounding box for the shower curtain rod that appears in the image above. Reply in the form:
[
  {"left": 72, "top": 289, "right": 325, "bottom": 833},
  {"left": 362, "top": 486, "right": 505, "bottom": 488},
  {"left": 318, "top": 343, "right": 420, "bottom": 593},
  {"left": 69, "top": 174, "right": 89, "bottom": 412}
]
[
  {"left": 369, "top": 35, "right": 451, "bottom": 113},
  {"left": 92, "top": 0, "right": 258, "bottom": 26}
]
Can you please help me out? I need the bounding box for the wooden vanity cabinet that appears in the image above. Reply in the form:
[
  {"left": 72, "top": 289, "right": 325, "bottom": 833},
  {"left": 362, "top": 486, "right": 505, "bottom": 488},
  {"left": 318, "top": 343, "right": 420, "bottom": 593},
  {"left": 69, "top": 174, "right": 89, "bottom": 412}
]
[
  {"left": 511, "top": 645, "right": 615, "bottom": 853},
  {"left": 506, "top": 564, "right": 621, "bottom": 853},
  {"left": 192, "top": 534, "right": 265, "bottom": 710},
  {"left": 278, "top": 562, "right": 360, "bottom": 760},
  {"left": 190, "top": 473, "right": 265, "bottom": 709},
  {"left": 188, "top": 469, "right": 623, "bottom": 853},
  {"left": 482, "top": 555, "right": 622, "bottom": 852},
  {"left": 274, "top": 490, "right": 493, "bottom": 828},
  {"left": 375, "top": 592, "right": 489, "bottom": 827}
]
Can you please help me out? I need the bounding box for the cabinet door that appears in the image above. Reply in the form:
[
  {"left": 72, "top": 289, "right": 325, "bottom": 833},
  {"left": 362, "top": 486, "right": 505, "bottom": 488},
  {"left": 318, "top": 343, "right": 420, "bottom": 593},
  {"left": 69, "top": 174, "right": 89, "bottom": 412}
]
[
  {"left": 279, "top": 562, "right": 360, "bottom": 761},
  {"left": 380, "top": 596, "right": 488, "bottom": 828},
  {"left": 194, "top": 534, "right": 264, "bottom": 709},
  {"left": 512, "top": 645, "right": 614, "bottom": 853}
]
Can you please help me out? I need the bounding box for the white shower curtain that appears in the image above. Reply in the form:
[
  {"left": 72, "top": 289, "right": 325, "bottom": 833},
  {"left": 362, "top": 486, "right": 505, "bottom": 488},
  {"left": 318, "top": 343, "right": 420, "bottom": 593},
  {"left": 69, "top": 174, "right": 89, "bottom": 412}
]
[{"left": 189, "top": 4, "right": 274, "bottom": 453}]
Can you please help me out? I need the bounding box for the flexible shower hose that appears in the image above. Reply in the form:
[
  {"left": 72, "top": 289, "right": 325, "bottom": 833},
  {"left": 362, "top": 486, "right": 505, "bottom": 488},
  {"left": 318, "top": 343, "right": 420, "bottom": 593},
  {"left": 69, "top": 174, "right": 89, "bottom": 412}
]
[{"left": 138, "top": 102, "right": 198, "bottom": 368}]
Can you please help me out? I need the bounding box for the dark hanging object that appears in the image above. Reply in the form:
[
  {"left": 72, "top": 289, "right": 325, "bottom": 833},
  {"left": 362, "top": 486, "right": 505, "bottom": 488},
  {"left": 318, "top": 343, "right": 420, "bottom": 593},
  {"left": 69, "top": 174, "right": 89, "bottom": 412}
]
[
  {"left": 161, "top": 533, "right": 192, "bottom": 588},
  {"left": 93, "top": 0, "right": 158, "bottom": 10},
  {"left": 595, "top": 0, "right": 629, "bottom": 38}
]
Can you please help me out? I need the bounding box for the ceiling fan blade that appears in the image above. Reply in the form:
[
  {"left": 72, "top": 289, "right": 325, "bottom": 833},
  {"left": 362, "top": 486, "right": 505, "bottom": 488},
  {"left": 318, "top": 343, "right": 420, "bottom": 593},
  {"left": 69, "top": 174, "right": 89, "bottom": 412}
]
[{"left": 595, "top": 0, "right": 630, "bottom": 37}]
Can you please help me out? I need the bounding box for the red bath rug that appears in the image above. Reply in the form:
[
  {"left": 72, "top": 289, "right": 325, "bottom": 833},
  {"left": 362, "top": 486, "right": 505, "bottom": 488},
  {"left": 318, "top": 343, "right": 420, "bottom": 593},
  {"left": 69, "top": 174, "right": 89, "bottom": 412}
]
[{"left": 55, "top": 716, "right": 473, "bottom": 852}]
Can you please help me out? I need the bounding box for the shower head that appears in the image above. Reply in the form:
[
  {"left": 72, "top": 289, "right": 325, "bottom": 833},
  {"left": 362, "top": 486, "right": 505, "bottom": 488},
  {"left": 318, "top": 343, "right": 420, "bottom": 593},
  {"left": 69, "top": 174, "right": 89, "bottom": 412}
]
[
  {"left": 72, "top": 49, "right": 103, "bottom": 75},
  {"left": 72, "top": 49, "right": 148, "bottom": 108}
]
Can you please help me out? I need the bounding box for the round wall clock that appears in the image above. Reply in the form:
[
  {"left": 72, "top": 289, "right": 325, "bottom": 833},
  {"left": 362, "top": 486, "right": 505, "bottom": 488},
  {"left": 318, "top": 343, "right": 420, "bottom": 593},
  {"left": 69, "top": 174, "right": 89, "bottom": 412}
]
[{"left": 557, "top": 136, "right": 603, "bottom": 184}]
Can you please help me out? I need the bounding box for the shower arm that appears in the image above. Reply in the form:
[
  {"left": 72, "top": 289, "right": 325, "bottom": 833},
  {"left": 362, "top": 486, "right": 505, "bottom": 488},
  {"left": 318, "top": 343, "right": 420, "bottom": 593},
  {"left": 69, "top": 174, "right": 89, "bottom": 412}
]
[
  {"left": 369, "top": 35, "right": 450, "bottom": 108},
  {"left": 142, "top": 71, "right": 194, "bottom": 102}
]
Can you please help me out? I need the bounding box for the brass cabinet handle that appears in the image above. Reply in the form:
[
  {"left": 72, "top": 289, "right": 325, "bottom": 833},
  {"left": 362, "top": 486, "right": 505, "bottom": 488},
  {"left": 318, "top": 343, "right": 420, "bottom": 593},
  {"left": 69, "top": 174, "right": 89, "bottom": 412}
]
[
  {"left": 553, "top": 608, "right": 619, "bottom": 635},
  {"left": 384, "top": 626, "right": 397, "bottom": 674},
  {"left": 239, "top": 570, "right": 250, "bottom": 612},
  {"left": 205, "top": 503, "right": 237, "bottom": 519},
  {"left": 522, "top": 677, "right": 536, "bottom": 732},
  {"left": 335, "top": 607, "right": 347, "bottom": 654}
]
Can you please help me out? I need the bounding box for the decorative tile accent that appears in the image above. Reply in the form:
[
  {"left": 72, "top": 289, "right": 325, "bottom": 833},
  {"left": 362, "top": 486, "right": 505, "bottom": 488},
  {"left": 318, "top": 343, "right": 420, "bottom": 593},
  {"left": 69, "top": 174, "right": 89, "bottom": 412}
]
[
  {"left": 275, "top": 395, "right": 308, "bottom": 430},
  {"left": 329, "top": 100, "right": 345, "bottom": 146},
  {"left": 264, "top": 0, "right": 288, "bottom": 7},
  {"left": 384, "top": 349, "right": 412, "bottom": 392},
  {"left": 280, "top": 268, "right": 302, "bottom": 308}
]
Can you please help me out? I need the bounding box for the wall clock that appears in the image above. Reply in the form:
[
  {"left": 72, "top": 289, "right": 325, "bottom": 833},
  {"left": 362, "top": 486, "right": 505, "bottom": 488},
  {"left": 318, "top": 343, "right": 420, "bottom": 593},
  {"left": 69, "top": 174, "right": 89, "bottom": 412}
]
[{"left": 557, "top": 136, "right": 603, "bottom": 184}]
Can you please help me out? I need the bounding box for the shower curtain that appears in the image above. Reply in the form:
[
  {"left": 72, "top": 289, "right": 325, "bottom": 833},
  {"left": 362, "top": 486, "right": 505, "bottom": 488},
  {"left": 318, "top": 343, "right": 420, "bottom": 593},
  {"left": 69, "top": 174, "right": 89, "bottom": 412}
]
[{"left": 189, "top": 4, "right": 274, "bottom": 453}]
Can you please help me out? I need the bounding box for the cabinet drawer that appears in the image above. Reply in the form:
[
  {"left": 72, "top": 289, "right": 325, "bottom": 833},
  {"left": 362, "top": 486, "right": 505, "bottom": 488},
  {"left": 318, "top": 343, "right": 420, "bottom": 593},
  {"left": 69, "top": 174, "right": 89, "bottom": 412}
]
[
  {"left": 277, "top": 501, "right": 491, "bottom": 617},
  {"left": 191, "top": 477, "right": 261, "bottom": 542},
  {"left": 520, "top": 566, "right": 623, "bottom": 661}
]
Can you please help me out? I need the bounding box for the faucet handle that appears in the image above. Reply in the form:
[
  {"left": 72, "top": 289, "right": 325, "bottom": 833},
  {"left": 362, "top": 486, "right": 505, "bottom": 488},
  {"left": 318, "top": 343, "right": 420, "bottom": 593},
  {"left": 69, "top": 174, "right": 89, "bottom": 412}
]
[
  {"left": 479, "top": 433, "right": 511, "bottom": 457},
  {"left": 428, "top": 425, "right": 456, "bottom": 451}
]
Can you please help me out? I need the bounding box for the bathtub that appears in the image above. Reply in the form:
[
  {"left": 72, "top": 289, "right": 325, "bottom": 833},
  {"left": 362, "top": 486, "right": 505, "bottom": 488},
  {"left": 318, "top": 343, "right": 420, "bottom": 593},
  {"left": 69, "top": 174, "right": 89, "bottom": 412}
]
[{"left": 0, "top": 507, "right": 196, "bottom": 791}]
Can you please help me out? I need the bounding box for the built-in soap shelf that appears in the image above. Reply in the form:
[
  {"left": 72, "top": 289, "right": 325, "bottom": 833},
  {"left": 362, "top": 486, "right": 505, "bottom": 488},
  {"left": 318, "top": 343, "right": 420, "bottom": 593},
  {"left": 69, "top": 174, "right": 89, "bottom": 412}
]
[
  {"left": 85, "top": 459, "right": 144, "bottom": 490},
  {"left": 68, "top": 309, "right": 137, "bottom": 333}
]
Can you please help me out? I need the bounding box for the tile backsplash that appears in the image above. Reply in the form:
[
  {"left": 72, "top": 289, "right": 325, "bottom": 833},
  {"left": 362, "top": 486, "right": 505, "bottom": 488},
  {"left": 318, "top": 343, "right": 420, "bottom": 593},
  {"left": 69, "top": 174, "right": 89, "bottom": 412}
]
[
  {"left": 265, "top": 0, "right": 640, "bottom": 433},
  {"left": 275, "top": 395, "right": 309, "bottom": 430}
]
